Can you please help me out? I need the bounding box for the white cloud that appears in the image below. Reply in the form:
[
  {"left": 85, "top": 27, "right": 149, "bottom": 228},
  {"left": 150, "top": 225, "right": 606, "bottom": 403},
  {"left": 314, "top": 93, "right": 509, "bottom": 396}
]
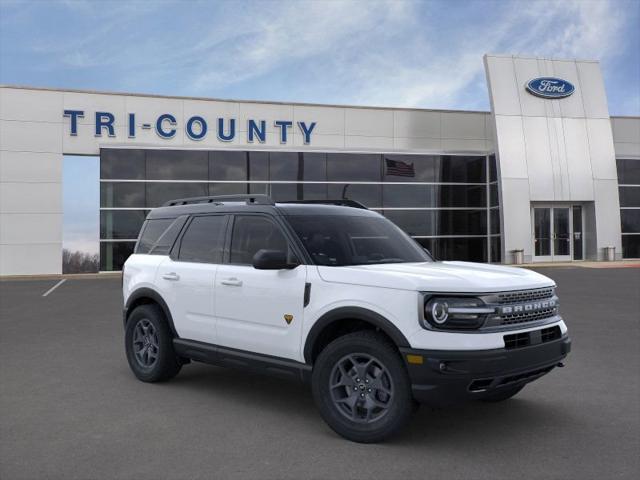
[
  {"left": 6, "top": 0, "right": 636, "bottom": 112},
  {"left": 170, "top": 0, "right": 630, "bottom": 109},
  {"left": 330, "top": 0, "right": 630, "bottom": 109},
  {"left": 186, "top": 1, "right": 414, "bottom": 92}
]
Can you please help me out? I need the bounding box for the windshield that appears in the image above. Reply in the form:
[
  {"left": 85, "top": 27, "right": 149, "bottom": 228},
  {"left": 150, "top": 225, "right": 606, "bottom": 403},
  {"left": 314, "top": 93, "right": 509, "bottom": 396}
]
[{"left": 287, "top": 214, "right": 432, "bottom": 266}]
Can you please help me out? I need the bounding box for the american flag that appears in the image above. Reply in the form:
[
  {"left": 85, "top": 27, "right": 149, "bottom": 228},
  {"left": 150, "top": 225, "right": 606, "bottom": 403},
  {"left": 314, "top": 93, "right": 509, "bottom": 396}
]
[{"left": 385, "top": 158, "right": 415, "bottom": 177}]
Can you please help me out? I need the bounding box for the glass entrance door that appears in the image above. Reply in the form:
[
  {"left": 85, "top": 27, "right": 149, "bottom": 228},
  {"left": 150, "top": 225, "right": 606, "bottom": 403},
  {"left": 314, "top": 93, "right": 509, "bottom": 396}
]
[
  {"left": 534, "top": 208, "right": 552, "bottom": 260},
  {"left": 533, "top": 205, "right": 582, "bottom": 262},
  {"left": 552, "top": 207, "right": 571, "bottom": 261}
]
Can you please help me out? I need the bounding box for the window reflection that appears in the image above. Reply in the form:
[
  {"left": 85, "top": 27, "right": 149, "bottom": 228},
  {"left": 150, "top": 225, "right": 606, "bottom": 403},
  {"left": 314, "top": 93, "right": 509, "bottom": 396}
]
[
  {"left": 100, "top": 241, "right": 135, "bottom": 271},
  {"left": 210, "top": 151, "right": 248, "bottom": 181},
  {"left": 100, "top": 149, "right": 145, "bottom": 179},
  {"left": 100, "top": 149, "right": 502, "bottom": 267},
  {"left": 489, "top": 154, "right": 498, "bottom": 182},
  {"left": 269, "top": 152, "right": 300, "bottom": 181},
  {"left": 327, "top": 154, "right": 381, "bottom": 181},
  {"left": 621, "top": 210, "right": 640, "bottom": 233},
  {"left": 621, "top": 235, "right": 640, "bottom": 258},
  {"left": 100, "top": 210, "right": 147, "bottom": 239},
  {"left": 383, "top": 210, "right": 487, "bottom": 236},
  {"left": 147, "top": 150, "right": 208, "bottom": 180},
  {"left": 146, "top": 183, "right": 208, "bottom": 207},
  {"left": 490, "top": 236, "right": 501, "bottom": 263},
  {"left": 100, "top": 182, "right": 145, "bottom": 208},
  {"left": 617, "top": 158, "right": 640, "bottom": 184},
  {"left": 302, "top": 153, "right": 327, "bottom": 181},
  {"left": 327, "top": 184, "right": 381, "bottom": 208},
  {"left": 415, "top": 237, "right": 488, "bottom": 262}
]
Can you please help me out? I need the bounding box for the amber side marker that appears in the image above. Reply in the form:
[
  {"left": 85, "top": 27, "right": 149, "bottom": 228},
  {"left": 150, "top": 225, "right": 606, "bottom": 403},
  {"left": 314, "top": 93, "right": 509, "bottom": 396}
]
[{"left": 406, "top": 354, "right": 424, "bottom": 365}]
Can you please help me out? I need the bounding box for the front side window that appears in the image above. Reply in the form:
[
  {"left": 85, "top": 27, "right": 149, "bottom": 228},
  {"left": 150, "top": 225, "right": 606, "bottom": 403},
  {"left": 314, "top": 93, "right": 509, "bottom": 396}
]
[
  {"left": 229, "top": 216, "right": 289, "bottom": 264},
  {"left": 178, "top": 215, "right": 227, "bottom": 263},
  {"left": 287, "top": 214, "right": 431, "bottom": 266}
]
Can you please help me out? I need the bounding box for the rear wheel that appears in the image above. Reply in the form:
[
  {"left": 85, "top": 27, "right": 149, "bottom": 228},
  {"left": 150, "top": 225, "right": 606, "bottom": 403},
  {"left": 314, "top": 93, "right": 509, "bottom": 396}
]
[
  {"left": 125, "top": 304, "right": 182, "bottom": 382},
  {"left": 480, "top": 384, "right": 524, "bottom": 402},
  {"left": 312, "top": 331, "right": 413, "bottom": 443}
]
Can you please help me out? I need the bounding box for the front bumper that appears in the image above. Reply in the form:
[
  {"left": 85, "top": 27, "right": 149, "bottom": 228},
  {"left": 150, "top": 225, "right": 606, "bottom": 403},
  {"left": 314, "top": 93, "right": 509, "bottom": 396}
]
[{"left": 400, "top": 334, "right": 571, "bottom": 406}]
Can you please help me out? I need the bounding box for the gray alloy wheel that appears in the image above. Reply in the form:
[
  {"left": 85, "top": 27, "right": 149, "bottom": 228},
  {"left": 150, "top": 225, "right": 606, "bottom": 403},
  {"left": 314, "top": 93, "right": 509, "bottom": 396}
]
[
  {"left": 132, "top": 318, "right": 160, "bottom": 368},
  {"left": 125, "top": 304, "right": 182, "bottom": 382},
  {"left": 312, "top": 331, "right": 414, "bottom": 443},
  {"left": 329, "top": 353, "right": 394, "bottom": 423}
]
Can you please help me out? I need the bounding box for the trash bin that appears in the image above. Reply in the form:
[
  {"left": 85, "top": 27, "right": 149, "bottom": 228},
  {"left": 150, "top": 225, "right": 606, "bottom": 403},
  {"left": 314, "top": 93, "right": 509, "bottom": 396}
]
[
  {"left": 604, "top": 246, "right": 615, "bottom": 262},
  {"left": 512, "top": 249, "right": 524, "bottom": 265}
]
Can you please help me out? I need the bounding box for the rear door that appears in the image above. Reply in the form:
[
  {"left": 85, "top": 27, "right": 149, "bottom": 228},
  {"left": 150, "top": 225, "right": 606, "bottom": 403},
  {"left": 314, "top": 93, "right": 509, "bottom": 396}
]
[
  {"left": 214, "top": 214, "right": 307, "bottom": 361},
  {"left": 157, "top": 214, "right": 229, "bottom": 344}
]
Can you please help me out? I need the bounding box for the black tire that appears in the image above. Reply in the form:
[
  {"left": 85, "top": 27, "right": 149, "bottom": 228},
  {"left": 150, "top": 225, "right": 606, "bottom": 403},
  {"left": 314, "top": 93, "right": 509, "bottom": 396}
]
[
  {"left": 125, "top": 304, "right": 182, "bottom": 382},
  {"left": 311, "top": 331, "right": 414, "bottom": 443},
  {"left": 480, "top": 384, "right": 524, "bottom": 402}
]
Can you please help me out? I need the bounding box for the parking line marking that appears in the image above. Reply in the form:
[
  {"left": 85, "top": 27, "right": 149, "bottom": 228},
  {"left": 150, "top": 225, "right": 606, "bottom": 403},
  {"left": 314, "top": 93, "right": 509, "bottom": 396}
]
[{"left": 42, "top": 279, "right": 66, "bottom": 297}]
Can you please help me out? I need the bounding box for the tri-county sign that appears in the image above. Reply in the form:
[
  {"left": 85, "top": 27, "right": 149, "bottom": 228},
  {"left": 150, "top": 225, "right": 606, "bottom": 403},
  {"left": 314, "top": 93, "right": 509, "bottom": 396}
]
[
  {"left": 526, "top": 77, "right": 575, "bottom": 99},
  {"left": 63, "top": 110, "right": 317, "bottom": 144}
]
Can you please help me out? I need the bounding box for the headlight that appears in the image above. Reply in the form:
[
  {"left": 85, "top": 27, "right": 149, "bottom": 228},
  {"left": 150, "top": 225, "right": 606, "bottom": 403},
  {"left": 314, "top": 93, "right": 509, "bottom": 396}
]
[{"left": 423, "top": 296, "right": 495, "bottom": 330}]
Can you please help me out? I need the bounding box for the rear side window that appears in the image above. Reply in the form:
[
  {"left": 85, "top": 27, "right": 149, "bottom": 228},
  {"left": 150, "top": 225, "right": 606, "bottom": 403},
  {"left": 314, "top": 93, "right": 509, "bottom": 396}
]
[
  {"left": 229, "top": 215, "right": 289, "bottom": 264},
  {"left": 148, "top": 216, "right": 188, "bottom": 255},
  {"left": 178, "top": 215, "right": 227, "bottom": 263},
  {"left": 136, "top": 218, "right": 174, "bottom": 254}
]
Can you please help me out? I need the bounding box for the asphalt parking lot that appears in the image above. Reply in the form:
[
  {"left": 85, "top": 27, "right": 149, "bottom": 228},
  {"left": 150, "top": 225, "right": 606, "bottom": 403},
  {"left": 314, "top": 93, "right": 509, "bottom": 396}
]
[{"left": 1, "top": 267, "right": 639, "bottom": 480}]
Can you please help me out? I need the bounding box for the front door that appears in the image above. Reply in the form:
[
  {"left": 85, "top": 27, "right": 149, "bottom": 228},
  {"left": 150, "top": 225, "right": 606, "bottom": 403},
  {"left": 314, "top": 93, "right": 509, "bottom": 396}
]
[
  {"left": 215, "top": 214, "right": 307, "bottom": 361},
  {"left": 533, "top": 205, "right": 583, "bottom": 262}
]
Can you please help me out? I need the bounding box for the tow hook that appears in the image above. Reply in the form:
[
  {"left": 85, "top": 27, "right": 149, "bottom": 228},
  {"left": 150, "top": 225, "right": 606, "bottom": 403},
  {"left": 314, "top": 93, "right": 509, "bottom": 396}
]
[{"left": 557, "top": 362, "right": 565, "bottom": 368}]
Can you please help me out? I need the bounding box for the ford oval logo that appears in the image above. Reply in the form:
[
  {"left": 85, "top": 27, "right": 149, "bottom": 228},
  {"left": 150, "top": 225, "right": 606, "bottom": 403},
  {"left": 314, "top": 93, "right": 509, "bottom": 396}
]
[{"left": 526, "top": 77, "right": 575, "bottom": 99}]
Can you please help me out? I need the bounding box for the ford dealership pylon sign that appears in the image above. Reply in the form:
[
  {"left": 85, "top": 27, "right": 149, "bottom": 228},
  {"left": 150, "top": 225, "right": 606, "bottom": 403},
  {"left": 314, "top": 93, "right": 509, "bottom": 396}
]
[{"left": 526, "top": 77, "right": 575, "bottom": 99}]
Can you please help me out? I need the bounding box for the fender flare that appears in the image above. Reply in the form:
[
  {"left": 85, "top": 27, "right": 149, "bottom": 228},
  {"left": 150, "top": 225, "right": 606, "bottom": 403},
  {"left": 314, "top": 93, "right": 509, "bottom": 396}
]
[
  {"left": 303, "top": 306, "right": 410, "bottom": 363},
  {"left": 124, "top": 287, "right": 179, "bottom": 338}
]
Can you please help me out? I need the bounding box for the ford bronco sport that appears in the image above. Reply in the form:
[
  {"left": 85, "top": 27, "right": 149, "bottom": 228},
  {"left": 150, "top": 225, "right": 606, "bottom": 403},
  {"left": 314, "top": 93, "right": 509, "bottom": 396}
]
[{"left": 122, "top": 194, "right": 571, "bottom": 443}]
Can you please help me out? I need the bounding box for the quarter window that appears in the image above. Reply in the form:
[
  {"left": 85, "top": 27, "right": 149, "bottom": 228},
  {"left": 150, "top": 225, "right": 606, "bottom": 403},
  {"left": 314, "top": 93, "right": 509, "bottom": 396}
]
[
  {"left": 178, "top": 215, "right": 227, "bottom": 263},
  {"left": 229, "top": 216, "right": 289, "bottom": 264},
  {"left": 136, "top": 218, "right": 174, "bottom": 254}
]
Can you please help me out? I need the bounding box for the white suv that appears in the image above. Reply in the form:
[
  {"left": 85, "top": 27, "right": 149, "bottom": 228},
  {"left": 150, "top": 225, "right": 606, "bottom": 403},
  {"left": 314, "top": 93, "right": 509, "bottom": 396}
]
[{"left": 122, "top": 194, "right": 571, "bottom": 443}]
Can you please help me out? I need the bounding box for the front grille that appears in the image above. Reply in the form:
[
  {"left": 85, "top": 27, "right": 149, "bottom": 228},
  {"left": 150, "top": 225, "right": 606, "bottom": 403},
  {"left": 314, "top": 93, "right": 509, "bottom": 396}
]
[
  {"left": 500, "top": 307, "right": 557, "bottom": 325},
  {"left": 496, "top": 287, "right": 555, "bottom": 305},
  {"left": 504, "top": 332, "right": 531, "bottom": 349},
  {"left": 541, "top": 325, "right": 562, "bottom": 343},
  {"left": 504, "top": 325, "right": 562, "bottom": 350},
  {"left": 484, "top": 287, "right": 558, "bottom": 328}
]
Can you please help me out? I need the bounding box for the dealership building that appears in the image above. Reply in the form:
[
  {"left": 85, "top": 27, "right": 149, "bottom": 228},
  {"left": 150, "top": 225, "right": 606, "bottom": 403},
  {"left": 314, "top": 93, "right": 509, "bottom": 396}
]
[{"left": 1, "top": 54, "right": 639, "bottom": 275}]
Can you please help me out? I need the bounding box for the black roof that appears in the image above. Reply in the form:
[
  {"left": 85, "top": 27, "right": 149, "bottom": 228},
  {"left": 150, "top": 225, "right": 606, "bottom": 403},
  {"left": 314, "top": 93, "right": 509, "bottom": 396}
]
[{"left": 147, "top": 195, "right": 379, "bottom": 220}]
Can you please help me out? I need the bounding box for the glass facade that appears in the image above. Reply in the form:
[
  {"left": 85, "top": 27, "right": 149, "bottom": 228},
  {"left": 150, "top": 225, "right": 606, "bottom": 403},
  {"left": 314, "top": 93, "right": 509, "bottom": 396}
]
[
  {"left": 617, "top": 158, "right": 640, "bottom": 258},
  {"left": 100, "top": 149, "right": 502, "bottom": 270}
]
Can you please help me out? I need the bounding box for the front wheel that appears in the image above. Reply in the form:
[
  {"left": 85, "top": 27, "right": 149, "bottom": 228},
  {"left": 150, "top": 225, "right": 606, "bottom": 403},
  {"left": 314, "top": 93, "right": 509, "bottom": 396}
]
[
  {"left": 125, "top": 304, "right": 182, "bottom": 382},
  {"left": 311, "top": 331, "right": 414, "bottom": 443}
]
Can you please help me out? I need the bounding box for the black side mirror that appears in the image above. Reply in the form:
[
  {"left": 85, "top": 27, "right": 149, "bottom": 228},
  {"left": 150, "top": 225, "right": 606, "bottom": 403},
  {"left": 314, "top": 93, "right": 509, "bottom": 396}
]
[{"left": 252, "top": 249, "right": 298, "bottom": 270}]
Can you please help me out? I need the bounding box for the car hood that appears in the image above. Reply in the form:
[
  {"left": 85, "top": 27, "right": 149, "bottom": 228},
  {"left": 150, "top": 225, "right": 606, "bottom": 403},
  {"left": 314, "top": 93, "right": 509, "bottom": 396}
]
[{"left": 316, "top": 261, "right": 555, "bottom": 293}]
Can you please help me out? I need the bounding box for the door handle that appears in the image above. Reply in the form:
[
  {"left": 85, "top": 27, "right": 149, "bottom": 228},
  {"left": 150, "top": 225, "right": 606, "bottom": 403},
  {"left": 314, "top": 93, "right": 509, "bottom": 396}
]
[
  {"left": 220, "top": 277, "right": 243, "bottom": 287},
  {"left": 162, "top": 272, "right": 180, "bottom": 281}
]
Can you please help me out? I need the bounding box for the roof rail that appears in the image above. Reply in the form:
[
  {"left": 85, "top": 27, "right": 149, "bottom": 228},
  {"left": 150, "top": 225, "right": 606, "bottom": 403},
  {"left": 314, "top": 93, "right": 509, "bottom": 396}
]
[
  {"left": 163, "top": 194, "right": 275, "bottom": 207},
  {"left": 280, "top": 199, "right": 368, "bottom": 209}
]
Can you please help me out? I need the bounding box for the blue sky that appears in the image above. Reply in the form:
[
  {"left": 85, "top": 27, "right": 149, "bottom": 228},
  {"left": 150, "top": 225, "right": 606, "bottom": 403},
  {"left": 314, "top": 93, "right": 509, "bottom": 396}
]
[
  {"left": 1, "top": 0, "right": 639, "bottom": 255},
  {"left": 62, "top": 156, "right": 98, "bottom": 254},
  {"left": 1, "top": 0, "right": 639, "bottom": 114}
]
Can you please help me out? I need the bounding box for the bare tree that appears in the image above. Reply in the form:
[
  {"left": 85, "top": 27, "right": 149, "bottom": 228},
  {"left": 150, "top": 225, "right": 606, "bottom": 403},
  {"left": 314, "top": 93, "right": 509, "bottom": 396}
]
[{"left": 62, "top": 249, "right": 99, "bottom": 274}]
